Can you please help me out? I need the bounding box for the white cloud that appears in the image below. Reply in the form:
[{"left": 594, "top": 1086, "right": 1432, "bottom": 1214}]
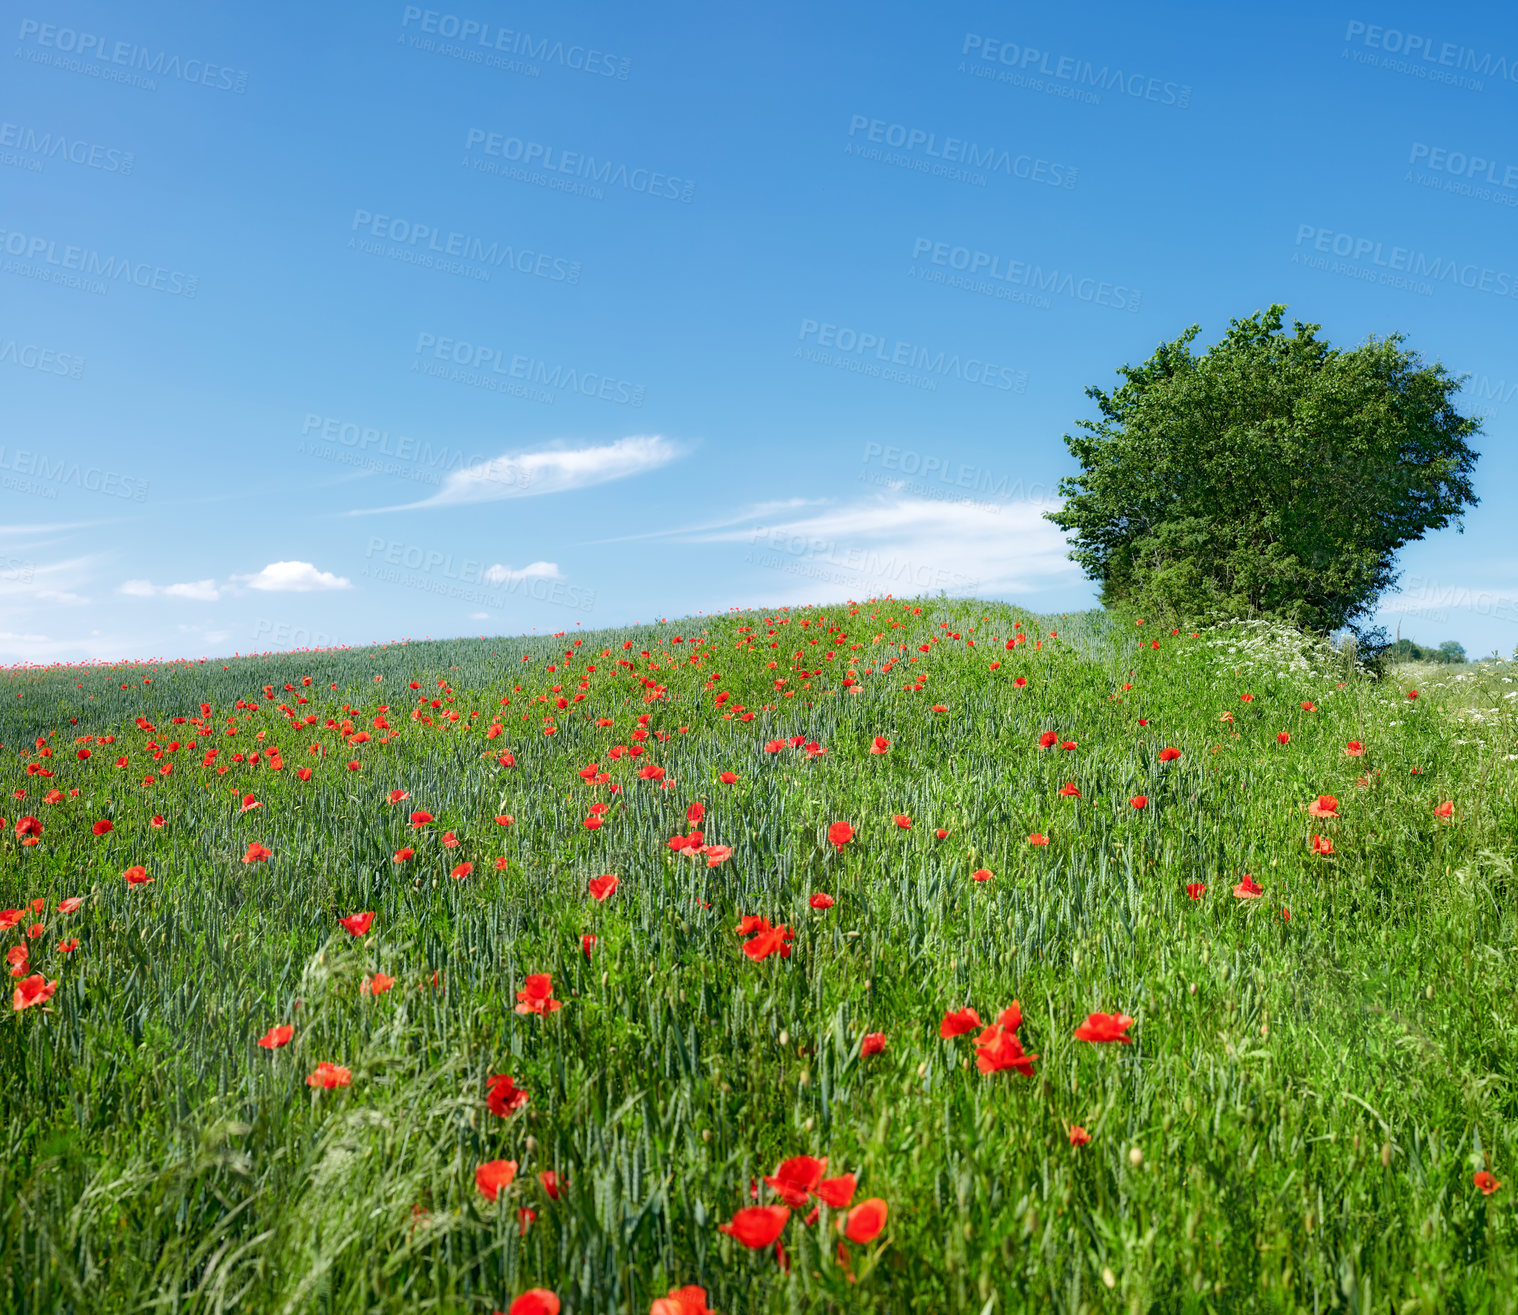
[
  {"left": 483, "top": 561, "right": 561, "bottom": 585},
  {"left": 468, "top": 611, "right": 490, "bottom": 620},
  {"left": 233, "top": 561, "right": 352, "bottom": 593},
  {"left": 689, "top": 494, "right": 1081, "bottom": 603},
  {"left": 0, "top": 557, "right": 94, "bottom": 605},
  {"left": 119, "top": 578, "right": 221, "bottom": 601},
  {"left": 354, "top": 435, "right": 682, "bottom": 512}
]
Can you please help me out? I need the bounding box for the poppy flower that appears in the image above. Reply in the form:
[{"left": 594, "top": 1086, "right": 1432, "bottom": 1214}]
[
  {"left": 1474, "top": 1171, "right": 1502, "bottom": 1195},
  {"left": 893, "top": 814, "right": 912, "bottom": 828},
  {"left": 973, "top": 1022, "right": 1037, "bottom": 1075},
  {"left": 258, "top": 1024, "right": 294, "bottom": 1049},
  {"left": 718, "top": 1205, "right": 789, "bottom": 1248},
  {"left": 14, "top": 816, "right": 41, "bottom": 838},
  {"left": 450, "top": 861, "right": 474, "bottom": 880},
  {"left": 475, "top": 1158, "right": 518, "bottom": 1201},
  {"left": 935, "top": 828, "right": 950, "bottom": 840},
  {"left": 393, "top": 847, "right": 415, "bottom": 863},
  {"left": 122, "top": 865, "right": 152, "bottom": 886},
  {"left": 1073, "top": 1012, "right": 1135, "bottom": 1044},
  {"left": 1060, "top": 740, "right": 1077, "bottom": 751},
  {"left": 1277, "top": 732, "right": 1290, "bottom": 744},
  {"left": 515, "top": 973, "right": 563, "bottom": 1015},
  {"left": 1013, "top": 676, "right": 1027, "bottom": 687},
  {"left": 346, "top": 760, "right": 361, "bottom": 772},
  {"left": 12, "top": 973, "right": 57, "bottom": 1011},
  {"left": 487, "top": 1073, "right": 528, "bottom": 1117},
  {"left": 940, "top": 1007, "right": 982, "bottom": 1038},
  {"left": 581, "top": 933, "right": 597, "bottom": 957},
  {"left": 1158, "top": 747, "right": 1181, "bottom": 762},
  {"left": 240, "top": 794, "right": 262, "bottom": 812},
  {"left": 1129, "top": 796, "right": 1148, "bottom": 810},
  {"left": 306, "top": 1062, "right": 352, "bottom": 1089},
  {"left": 243, "top": 842, "right": 272, "bottom": 864},
  {"left": 972, "top": 868, "right": 993, "bottom": 882},
  {"left": 582, "top": 816, "right": 603, "bottom": 831},
  {"left": 1345, "top": 741, "right": 1365, "bottom": 757},
  {"left": 703, "top": 845, "right": 733, "bottom": 866},
  {"left": 150, "top": 815, "right": 165, "bottom": 828},
  {"left": 1307, "top": 795, "right": 1338, "bottom": 818},
  {"left": 869, "top": 736, "right": 891, "bottom": 754},
  {"left": 1433, "top": 801, "right": 1454, "bottom": 819},
  {"left": 1068, "top": 1125, "right": 1092, "bottom": 1147},
  {"left": 55, "top": 938, "right": 78, "bottom": 953},
  {"left": 742, "top": 923, "right": 794, "bottom": 961},
  {"left": 58, "top": 897, "right": 82, "bottom": 913},
  {"left": 1301, "top": 701, "right": 1317, "bottom": 712},
  {"left": 1234, "top": 874, "right": 1265, "bottom": 898},
  {"left": 7, "top": 945, "right": 29, "bottom": 977},
  {"left": 1027, "top": 832, "right": 1049, "bottom": 846},
  {"left": 827, "top": 821, "right": 854, "bottom": 850},
  {"left": 495, "top": 815, "right": 515, "bottom": 827},
  {"left": 504, "top": 1290, "right": 559, "bottom": 1315},
  {"left": 719, "top": 771, "right": 738, "bottom": 785},
  {"left": 409, "top": 810, "right": 434, "bottom": 827},
  {"left": 340, "top": 911, "right": 375, "bottom": 937},
  {"left": 1058, "top": 782, "right": 1081, "bottom": 797},
  {"left": 363, "top": 973, "right": 394, "bottom": 995},
  {"left": 809, "top": 892, "right": 835, "bottom": 910},
  {"left": 764, "top": 1155, "right": 826, "bottom": 1206},
  {"left": 843, "top": 1199, "right": 888, "bottom": 1244},
  {"left": 538, "top": 1170, "right": 561, "bottom": 1200},
  {"left": 91, "top": 819, "right": 113, "bottom": 836},
  {"left": 1407, "top": 690, "right": 1419, "bottom": 700},
  {"left": 650, "top": 1285, "right": 710, "bottom": 1315},
  {"left": 516, "top": 1207, "right": 536, "bottom": 1234},
  {"left": 387, "top": 789, "right": 410, "bottom": 804},
  {"left": 296, "top": 768, "right": 313, "bottom": 781},
  {"left": 1311, "top": 835, "right": 1334, "bottom": 856},
  {"left": 860, "top": 1033, "right": 886, "bottom": 1057},
  {"left": 589, "top": 874, "right": 619, "bottom": 900},
  {"left": 1038, "top": 731, "right": 1057, "bottom": 749},
  {"left": 1185, "top": 883, "right": 1207, "bottom": 900}
]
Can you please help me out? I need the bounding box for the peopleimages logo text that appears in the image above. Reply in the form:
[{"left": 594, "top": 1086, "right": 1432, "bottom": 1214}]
[
  {"left": 845, "top": 115, "right": 1077, "bottom": 188},
  {"left": 399, "top": 7, "right": 630, "bottom": 78},
  {"left": 15, "top": 19, "right": 249, "bottom": 91},
  {"left": 910, "top": 238, "right": 1141, "bottom": 311},
  {"left": 1343, "top": 20, "right": 1518, "bottom": 82},
  {"left": 414, "top": 333, "right": 645, "bottom": 406},
  {"left": 349, "top": 210, "right": 581, "bottom": 282},
  {"left": 1294, "top": 225, "right": 1518, "bottom": 298},
  {"left": 960, "top": 34, "right": 1191, "bottom": 107},
  {"left": 464, "top": 130, "right": 694, "bottom": 201},
  {"left": 0, "top": 226, "right": 197, "bottom": 296},
  {"left": 798, "top": 320, "right": 1026, "bottom": 391},
  {"left": 0, "top": 122, "right": 134, "bottom": 173}
]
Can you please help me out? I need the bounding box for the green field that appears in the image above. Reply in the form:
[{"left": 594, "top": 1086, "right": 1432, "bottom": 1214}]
[{"left": 3, "top": 600, "right": 1516, "bottom": 1313}]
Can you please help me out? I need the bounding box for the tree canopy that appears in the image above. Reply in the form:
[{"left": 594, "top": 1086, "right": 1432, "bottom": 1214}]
[{"left": 1045, "top": 305, "right": 1481, "bottom": 634}]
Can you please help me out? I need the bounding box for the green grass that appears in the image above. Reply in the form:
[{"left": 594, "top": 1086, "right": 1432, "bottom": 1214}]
[{"left": 3, "top": 600, "right": 1516, "bottom": 1313}]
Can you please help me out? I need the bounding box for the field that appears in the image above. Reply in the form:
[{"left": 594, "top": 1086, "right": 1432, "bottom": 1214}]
[{"left": 3, "top": 600, "right": 1517, "bottom": 1314}]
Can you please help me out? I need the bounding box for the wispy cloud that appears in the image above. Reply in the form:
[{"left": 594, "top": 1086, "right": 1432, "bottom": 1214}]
[
  {"left": 352, "top": 435, "right": 683, "bottom": 513},
  {"left": 483, "top": 561, "right": 561, "bottom": 584},
  {"left": 120, "top": 578, "right": 221, "bottom": 601}
]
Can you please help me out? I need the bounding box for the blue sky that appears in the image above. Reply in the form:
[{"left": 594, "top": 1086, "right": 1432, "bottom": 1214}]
[{"left": 5, "top": 0, "right": 1518, "bottom": 662}]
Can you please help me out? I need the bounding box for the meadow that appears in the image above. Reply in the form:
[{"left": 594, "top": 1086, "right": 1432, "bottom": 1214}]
[{"left": 2, "top": 599, "right": 1516, "bottom": 1314}]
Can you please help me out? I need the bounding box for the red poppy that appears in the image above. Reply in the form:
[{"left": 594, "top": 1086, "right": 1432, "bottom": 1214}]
[
  {"left": 1407, "top": 690, "right": 1419, "bottom": 700},
  {"left": 240, "top": 794, "right": 262, "bottom": 813},
  {"left": 306, "top": 1062, "right": 351, "bottom": 1089},
  {"left": 588, "top": 874, "right": 619, "bottom": 901},
  {"left": 409, "top": 810, "right": 434, "bottom": 827},
  {"left": 893, "top": 814, "right": 912, "bottom": 828},
  {"left": 122, "top": 865, "right": 152, "bottom": 886},
  {"left": 58, "top": 897, "right": 82, "bottom": 913},
  {"left": 515, "top": 973, "right": 563, "bottom": 1015},
  {"left": 843, "top": 1199, "right": 888, "bottom": 1244},
  {"left": 91, "top": 819, "right": 113, "bottom": 836},
  {"left": 258, "top": 1024, "right": 294, "bottom": 1049},
  {"left": 972, "top": 868, "right": 992, "bottom": 882},
  {"left": 1058, "top": 782, "right": 1081, "bottom": 797},
  {"left": 1129, "top": 796, "right": 1148, "bottom": 809},
  {"left": 340, "top": 911, "right": 375, "bottom": 937},
  {"left": 495, "top": 814, "right": 515, "bottom": 826},
  {"left": 243, "top": 842, "right": 272, "bottom": 864},
  {"left": 973, "top": 1022, "right": 1037, "bottom": 1075},
  {"left": 742, "top": 922, "right": 794, "bottom": 961},
  {"left": 1038, "top": 731, "right": 1057, "bottom": 749},
  {"left": 939, "top": 1007, "right": 982, "bottom": 1038},
  {"left": 1277, "top": 732, "right": 1290, "bottom": 744},
  {"left": 860, "top": 1033, "right": 886, "bottom": 1057},
  {"left": 1185, "top": 883, "right": 1207, "bottom": 900},
  {"left": 827, "top": 821, "right": 854, "bottom": 850},
  {"left": 486, "top": 1073, "right": 528, "bottom": 1117},
  {"left": 1433, "top": 801, "right": 1454, "bottom": 819},
  {"left": 1345, "top": 741, "right": 1365, "bottom": 757},
  {"left": 935, "top": 828, "right": 950, "bottom": 840},
  {"left": 1311, "top": 835, "right": 1334, "bottom": 857},
  {"left": 1474, "top": 1171, "right": 1502, "bottom": 1195},
  {"left": 450, "top": 862, "right": 474, "bottom": 880},
  {"left": 1013, "top": 676, "right": 1027, "bottom": 687},
  {"left": 809, "top": 892, "right": 835, "bottom": 909},
  {"left": 393, "top": 847, "right": 415, "bottom": 863},
  {"left": 1157, "top": 747, "right": 1180, "bottom": 762},
  {"left": 1068, "top": 1125, "right": 1091, "bottom": 1147},
  {"left": 13, "top": 973, "right": 57, "bottom": 1011},
  {"left": 1234, "top": 874, "right": 1265, "bottom": 897},
  {"left": 296, "top": 768, "right": 313, "bottom": 781},
  {"left": 1073, "top": 1012, "right": 1135, "bottom": 1044},
  {"left": 363, "top": 973, "right": 394, "bottom": 995},
  {"left": 1027, "top": 832, "right": 1049, "bottom": 846},
  {"left": 1307, "top": 795, "right": 1338, "bottom": 817},
  {"left": 387, "top": 789, "right": 410, "bottom": 804},
  {"left": 55, "top": 938, "right": 78, "bottom": 953},
  {"left": 869, "top": 736, "right": 891, "bottom": 754},
  {"left": 581, "top": 933, "right": 597, "bottom": 957},
  {"left": 703, "top": 845, "right": 732, "bottom": 867},
  {"left": 650, "top": 1285, "right": 710, "bottom": 1315},
  {"left": 538, "top": 1169, "right": 561, "bottom": 1199},
  {"left": 475, "top": 1159, "right": 518, "bottom": 1201},
  {"left": 7, "top": 945, "right": 29, "bottom": 977},
  {"left": 582, "top": 816, "right": 603, "bottom": 831},
  {"left": 718, "top": 1205, "right": 789, "bottom": 1248},
  {"left": 504, "top": 1291, "right": 559, "bottom": 1315},
  {"left": 718, "top": 771, "right": 738, "bottom": 785},
  {"left": 764, "top": 1155, "right": 826, "bottom": 1206},
  {"left": 150, "top": 815, "right": 165, "bottom": 828},
  {"left": 1301, "top": 701, "right": 1317, "bottom": 712}
]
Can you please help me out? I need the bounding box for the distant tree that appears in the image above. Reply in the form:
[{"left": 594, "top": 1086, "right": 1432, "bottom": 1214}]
[
  {"left": 1436, "top": 640, "right": 1466, "bottom": 664},
  {"left": 1046, "top": 305, "right": 1481, "bottom": 635}
]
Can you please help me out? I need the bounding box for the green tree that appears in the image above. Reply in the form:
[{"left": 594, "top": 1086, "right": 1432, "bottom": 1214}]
[
  {"left": 1045, "top": 306, "right": 1481, "bottom": 634},
  {"left": 1436, "top": 639, "right": 1466, "bottom": 664}
]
